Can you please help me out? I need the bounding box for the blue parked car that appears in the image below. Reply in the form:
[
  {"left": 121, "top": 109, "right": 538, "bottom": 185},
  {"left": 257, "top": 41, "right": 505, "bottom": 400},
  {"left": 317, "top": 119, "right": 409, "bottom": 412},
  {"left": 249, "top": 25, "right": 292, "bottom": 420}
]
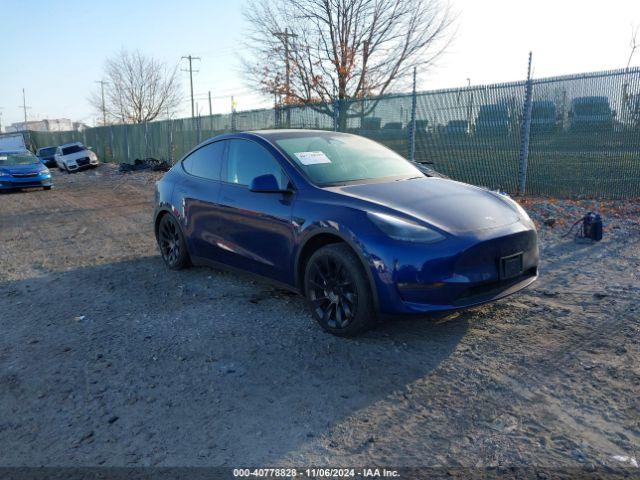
[
  {"left": 154, "top": 130, "right": 538, "bottom": 336},
  {"left": 0, "top": 150, "right": 53, "bottom": 191},
  {"left": 36, "top": 146, "right": 58, "bottom": 167}
]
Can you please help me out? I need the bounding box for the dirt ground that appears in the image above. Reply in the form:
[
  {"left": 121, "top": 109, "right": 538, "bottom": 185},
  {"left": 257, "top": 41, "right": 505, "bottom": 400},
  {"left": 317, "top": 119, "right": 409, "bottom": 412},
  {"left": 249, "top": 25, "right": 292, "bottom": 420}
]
[{"left": 0, "top": 165, "right": 638, "bottom": 474}]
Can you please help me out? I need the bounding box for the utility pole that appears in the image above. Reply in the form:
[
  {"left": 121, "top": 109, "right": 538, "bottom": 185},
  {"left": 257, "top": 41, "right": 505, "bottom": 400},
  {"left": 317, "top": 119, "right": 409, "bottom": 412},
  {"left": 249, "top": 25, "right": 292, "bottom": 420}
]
[
  {"left": 231, "top": 96, "right": 237, "bottom": 132},
  {"left": 181, "top": 55, "right": 201, "bottom": 118},
  {"left": 0, "top": 108, "right": 3, "bottom": 133},
  {"left": 20, "top": 88, "right": 31, "bottom": 125},
  {"left": 208, "top": 91, "right": 212, "bottom": 116},
  {"left": 95, "top": 80, "right": 108, "bottom": 126}
]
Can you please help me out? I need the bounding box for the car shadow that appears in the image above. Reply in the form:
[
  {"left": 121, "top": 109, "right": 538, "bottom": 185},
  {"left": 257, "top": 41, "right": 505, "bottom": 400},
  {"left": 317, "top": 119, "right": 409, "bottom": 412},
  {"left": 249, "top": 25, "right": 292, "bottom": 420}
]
[{"left": 0, "top": 256, "right": 470, "bottom": 466}]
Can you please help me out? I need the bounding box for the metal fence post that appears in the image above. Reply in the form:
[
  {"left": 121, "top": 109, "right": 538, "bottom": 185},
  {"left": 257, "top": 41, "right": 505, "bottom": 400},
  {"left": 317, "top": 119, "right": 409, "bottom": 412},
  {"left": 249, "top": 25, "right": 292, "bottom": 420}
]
[
  {"left": 518, "top": 52, "right": 533, "bottom": 196},
  {"left": 196, "top": 116, "right": 201, "bottom": 144},
  {"left": 333, "top": 99, "right": 339, "bottom": 131},
  {"left": 124, "top": 124, "right": 130, "bottom": 164},
  {"left": 407, "top": 67, "right": 417, "bottom": 162},
  {"left": 144, "top": 121, "right": 149, "bottom": 159},
  {"left": 167, "top": 120, "right": 173, "bottom": 165},
  {"left": 109, "top": 125, "right": 114, "bottom": 163},
  {"left": 274, "top": 104, "right": 280, "bottom": 129}
]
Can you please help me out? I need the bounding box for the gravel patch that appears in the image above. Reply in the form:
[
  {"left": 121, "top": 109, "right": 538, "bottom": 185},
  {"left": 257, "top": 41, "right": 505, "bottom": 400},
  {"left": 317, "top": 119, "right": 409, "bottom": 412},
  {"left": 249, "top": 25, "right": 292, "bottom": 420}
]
[{"left": 0, "top": 166, "right": 638, "bottom": 470}]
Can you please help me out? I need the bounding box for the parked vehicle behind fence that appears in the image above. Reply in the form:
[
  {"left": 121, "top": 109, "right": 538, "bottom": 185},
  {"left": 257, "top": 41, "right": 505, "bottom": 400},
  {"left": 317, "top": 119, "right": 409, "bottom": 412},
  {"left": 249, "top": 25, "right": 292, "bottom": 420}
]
[
  {"left": 154, "top": 130, "right": 538, "bottom": 336},
  {"left": 568, "top": 96, "right": 615, "bottom": 132},
  {"left": 530, "top": 101, "right": 558, "bottom": 134},
  {"left": 444, "top": 120, "right": 469, "bottom": 136},
  {"left": 36, "top": 146, "right": 58, "bottom": 167},
  {"left": 54, "top": 142, "right": 99, "bottom": 172},
  {"left": 0, "top": 150, "right": 52, "bottom": 191},
  {"left": 475, "top": 104, "right": 510, "bottom": 136}
]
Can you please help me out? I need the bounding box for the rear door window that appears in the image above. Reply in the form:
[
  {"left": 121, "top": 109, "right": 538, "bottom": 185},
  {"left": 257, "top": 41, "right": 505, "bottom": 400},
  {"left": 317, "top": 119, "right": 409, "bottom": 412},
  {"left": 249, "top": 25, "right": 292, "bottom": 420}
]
[{"left": 182, "top": 141, "right": 226, "bottom": 181}]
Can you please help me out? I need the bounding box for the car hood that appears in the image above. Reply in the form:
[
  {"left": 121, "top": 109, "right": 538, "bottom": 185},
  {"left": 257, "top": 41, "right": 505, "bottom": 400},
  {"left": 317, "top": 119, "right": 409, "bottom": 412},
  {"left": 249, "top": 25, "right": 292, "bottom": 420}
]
[
  {"left": 0, "top": 162, "right": 46, "bottom": 175},
  {"left": 328, "top": 177, "right": 520, "bottom": 233}
]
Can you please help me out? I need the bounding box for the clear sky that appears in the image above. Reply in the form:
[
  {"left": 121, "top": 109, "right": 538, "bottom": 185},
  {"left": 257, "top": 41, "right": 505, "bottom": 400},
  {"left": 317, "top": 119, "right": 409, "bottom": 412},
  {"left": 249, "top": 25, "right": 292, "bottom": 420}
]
[{"left": 1, "top": 0, "right": 638, "bottom": 128}]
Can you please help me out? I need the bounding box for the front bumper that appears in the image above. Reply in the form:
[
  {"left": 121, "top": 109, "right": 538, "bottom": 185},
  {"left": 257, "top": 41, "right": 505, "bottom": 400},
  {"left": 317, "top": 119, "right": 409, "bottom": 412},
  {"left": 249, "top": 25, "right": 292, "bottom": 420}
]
[
  {"left": 363, "top": 223, "right": 539, "bottom": 315},
  {"left": 67, "top": 157, "right": 99, "bottom": 171},
  {"left": 0, "top": 174, "right": 52, "bottom": 190}
]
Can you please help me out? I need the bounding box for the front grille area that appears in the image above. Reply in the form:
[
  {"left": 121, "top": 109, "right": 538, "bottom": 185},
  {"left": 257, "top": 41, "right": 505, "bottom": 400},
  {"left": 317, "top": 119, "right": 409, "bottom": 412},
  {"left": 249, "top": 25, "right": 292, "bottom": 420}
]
[
  {"left": 12, "top": 172, "right": 39, "bottom": 178},
  {"left": 454, "top": 230, "right": 538, "bottom": 275},
  {"left": 76, "top": 157, "right": 90, "bottom": 167}
]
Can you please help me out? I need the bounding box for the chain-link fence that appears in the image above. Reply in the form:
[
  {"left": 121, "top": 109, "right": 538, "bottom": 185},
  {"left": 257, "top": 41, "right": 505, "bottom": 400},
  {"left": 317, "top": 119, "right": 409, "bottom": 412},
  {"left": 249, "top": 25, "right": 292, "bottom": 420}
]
[{"left": 25, "top": 67, "right": 640, "bottom": 198}]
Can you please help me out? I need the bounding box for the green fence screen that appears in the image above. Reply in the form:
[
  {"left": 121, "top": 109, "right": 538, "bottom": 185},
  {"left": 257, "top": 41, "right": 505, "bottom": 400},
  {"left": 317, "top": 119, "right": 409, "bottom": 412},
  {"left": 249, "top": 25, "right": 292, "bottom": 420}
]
[{"left": 25, "top": 67, "right": 640, "bottom": 198}]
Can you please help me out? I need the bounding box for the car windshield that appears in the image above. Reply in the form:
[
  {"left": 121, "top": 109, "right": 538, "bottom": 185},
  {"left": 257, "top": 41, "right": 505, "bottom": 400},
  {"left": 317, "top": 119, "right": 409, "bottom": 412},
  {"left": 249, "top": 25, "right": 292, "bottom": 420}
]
[
  {"left": 0, "top": 153, "right": 39, "bottom": 166},
  {"left": 274, "top": 133, "right": 421, "bottom": 185},
  {"left": 62, "top": 145, "right": 86, "bottom": 155},
  {"left": 38, "top": 147, "right": 57, "bottom": 156}
]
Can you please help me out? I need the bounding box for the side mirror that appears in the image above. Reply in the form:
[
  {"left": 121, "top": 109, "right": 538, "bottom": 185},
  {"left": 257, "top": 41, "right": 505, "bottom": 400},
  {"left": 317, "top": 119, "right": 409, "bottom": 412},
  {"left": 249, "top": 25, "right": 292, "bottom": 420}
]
[{"left": 250, "top": 174, "right": 289, "bottom": 193}]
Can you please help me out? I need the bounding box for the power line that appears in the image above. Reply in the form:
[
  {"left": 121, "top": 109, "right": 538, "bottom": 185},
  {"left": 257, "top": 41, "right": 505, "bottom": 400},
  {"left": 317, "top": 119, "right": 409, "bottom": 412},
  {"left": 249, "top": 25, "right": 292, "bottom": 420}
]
[{"left": 181, "top": 55, "right": 201, "bottom": 118}]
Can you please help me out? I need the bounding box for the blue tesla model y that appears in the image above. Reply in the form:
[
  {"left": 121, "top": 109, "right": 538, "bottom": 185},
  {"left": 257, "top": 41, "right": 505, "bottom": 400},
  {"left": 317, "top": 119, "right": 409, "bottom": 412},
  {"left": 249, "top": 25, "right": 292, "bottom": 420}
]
[{"left": 154, "top": 130, "right": 538, "bottom": 336}]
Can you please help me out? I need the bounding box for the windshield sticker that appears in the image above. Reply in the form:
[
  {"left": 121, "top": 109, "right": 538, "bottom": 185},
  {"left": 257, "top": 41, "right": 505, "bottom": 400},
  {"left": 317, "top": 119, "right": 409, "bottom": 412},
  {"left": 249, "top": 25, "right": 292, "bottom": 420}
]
[{"left": 295, "top": 151, "right": 332, "bottom": 165}]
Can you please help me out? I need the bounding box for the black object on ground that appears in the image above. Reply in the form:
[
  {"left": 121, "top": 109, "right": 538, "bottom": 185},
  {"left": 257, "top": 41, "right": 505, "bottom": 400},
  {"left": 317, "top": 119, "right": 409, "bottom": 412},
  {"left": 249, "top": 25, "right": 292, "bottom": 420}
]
[{"left": 119, "top": 158, "right": 170, "bottom": 173}]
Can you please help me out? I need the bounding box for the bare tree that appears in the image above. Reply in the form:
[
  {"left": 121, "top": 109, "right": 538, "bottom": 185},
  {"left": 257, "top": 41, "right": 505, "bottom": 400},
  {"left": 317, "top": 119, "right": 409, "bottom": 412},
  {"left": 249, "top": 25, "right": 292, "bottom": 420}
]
[
  {"left": 90, "top": 50, "right": 182, "bottom": 124},
  {"left": 243, "top": 0, "right": 455, "bottom": 127},
  {"left": 624, "top": 24, "right": 640, "bottom": 127},
  {"left": 627, "top": 24, "right": 639, "bottom": 69}
]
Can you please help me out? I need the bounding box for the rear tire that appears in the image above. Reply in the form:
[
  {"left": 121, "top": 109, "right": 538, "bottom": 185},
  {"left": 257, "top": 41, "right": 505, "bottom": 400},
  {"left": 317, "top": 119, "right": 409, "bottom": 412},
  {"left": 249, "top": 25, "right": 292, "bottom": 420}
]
[
  {"left": 157, "top": 214, "right": 190, "bottom": 270},
  {"left": 304, "top": 243, "right": 376, "bottom": 337},
  {"left": 43, "top": 186, "right": 52, "bottom": 191}
]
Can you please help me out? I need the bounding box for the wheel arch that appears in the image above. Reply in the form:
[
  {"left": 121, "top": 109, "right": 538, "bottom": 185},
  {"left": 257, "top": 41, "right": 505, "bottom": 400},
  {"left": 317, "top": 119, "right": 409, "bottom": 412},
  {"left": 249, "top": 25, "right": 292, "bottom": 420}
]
[
  {"left": 153, "top": 208, "right": 172, "bottom": 239},
  {"left": 294, "top": 228, "right": 380, "bottom": 310}
]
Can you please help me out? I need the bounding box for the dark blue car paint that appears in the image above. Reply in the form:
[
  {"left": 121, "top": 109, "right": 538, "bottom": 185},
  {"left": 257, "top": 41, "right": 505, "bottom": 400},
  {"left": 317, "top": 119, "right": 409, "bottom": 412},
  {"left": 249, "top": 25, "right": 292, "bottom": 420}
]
[{"left": 154, "top": 131, "right": 538, "bottom": 315}]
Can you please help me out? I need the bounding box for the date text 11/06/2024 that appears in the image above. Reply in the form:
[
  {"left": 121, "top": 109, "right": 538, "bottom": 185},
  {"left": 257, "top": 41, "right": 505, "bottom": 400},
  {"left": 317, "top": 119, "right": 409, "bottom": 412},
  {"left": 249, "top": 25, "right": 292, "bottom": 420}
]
[{"left": 233, "top": 468, "right": 400, "bottom": 478}]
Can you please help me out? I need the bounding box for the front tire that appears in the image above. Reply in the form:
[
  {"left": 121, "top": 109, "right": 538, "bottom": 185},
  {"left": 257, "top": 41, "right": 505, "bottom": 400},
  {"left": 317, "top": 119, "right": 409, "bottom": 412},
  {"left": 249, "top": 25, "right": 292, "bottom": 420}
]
[
  {"left": 157, "top": 214, "right": 190, "bottom": 270},
  {"left": 304, "top": 244, "right": 376, "bottom": 336}
]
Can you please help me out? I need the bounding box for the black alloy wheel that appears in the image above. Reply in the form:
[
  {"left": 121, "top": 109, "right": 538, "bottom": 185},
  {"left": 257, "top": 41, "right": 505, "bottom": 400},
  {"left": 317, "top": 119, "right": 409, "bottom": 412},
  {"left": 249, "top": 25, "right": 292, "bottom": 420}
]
[
  {"left": 157, "top": 214, "right": 189, "bottom": 269},
  {"left": 304, "top": 244, "right": 376, "bottom": 336}
]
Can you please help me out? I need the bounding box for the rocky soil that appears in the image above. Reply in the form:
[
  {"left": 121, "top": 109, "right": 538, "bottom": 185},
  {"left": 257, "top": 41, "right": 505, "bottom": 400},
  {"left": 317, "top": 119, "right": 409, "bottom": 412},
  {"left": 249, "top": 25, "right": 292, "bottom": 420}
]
[{"left": 0, "top": 165, "right": 638, "bottom": 476}]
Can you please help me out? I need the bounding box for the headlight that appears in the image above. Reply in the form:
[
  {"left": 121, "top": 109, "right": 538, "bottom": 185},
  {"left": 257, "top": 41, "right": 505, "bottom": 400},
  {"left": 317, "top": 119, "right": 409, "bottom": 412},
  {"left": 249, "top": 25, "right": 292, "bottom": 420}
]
[
  {"left": 368, "top": 211, "right": 445, "bottom": 244},
  {"left": 41, "top": 169, "right": 50, "bottom": 175}
]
